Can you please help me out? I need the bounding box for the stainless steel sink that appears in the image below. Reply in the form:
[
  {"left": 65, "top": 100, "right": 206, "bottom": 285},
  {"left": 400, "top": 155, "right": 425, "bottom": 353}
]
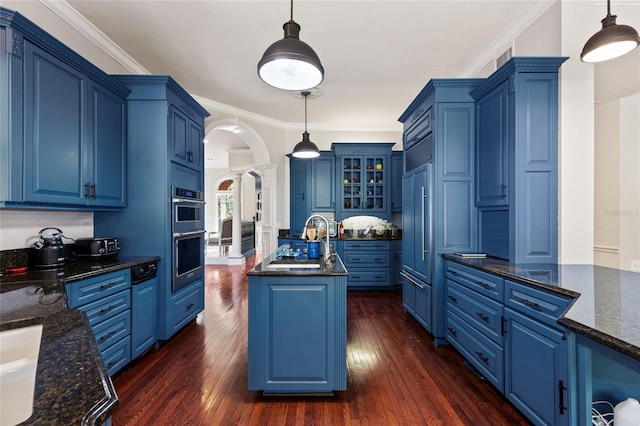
[{"left": 266, "top": 259, "right": 321, "bottom": 269}]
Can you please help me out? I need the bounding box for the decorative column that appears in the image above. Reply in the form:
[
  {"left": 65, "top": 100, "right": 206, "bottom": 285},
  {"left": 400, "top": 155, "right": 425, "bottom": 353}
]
[{"left": 229, "top": 172, "right": 245, "bottom": 264}]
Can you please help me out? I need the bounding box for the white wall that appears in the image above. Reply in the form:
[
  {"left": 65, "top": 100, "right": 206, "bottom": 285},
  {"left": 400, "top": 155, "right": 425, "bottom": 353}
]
[{"left": 0, "top": 210, "right": 93, "bottom": 250}]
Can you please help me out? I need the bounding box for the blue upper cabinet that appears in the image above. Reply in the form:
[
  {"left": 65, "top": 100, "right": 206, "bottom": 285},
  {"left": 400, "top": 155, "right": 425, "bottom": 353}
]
[
  {"left": 170, "top": 105, "right": 204, "bottom": 172},
  {"left": 332, "top": 142, "right": 394, "bottom": 221},
  {"left": 475, "top": 80, "right": 509, "bottom": 207},
  {"left": 471, "top": 57, "right": 567, "bottom": 264},
  {"left": 311, "top": 151, "right": 335, "bottom": 212},
  {"left": 0, "top": 8, "right": 129, "bottom": 209}
]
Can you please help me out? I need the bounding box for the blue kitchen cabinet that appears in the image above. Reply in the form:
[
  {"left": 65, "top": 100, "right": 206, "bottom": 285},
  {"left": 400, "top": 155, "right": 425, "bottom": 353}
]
[
  {"left": 288, "top": 151, "right": 335, "bottom": 237},
  {"left": 471, "top": 57, "right": 567, "bottom": 264},
  {"left": 248, "top": 275, "right": 347, "bottom": 393},
  {"left": 95, "top": 75, "right": 209, "bottom": 341},
  {"left": 399, "top": 79, "right": 481, "bottom": 344},
  {"left": 277, "top": 237, "right": 306, "bottom": 250},
  {"left": 131, "top": 277, "right": 158, "bottom": 359},
  {"left": 391, "top": 151, "right": 403, "bottom": 212},
  {"left": 402, "top": 271, "right": 431, "bottom": 332},
  {"left": 475, "top": 80, "right": 508, "bottom": 207},
  {"left": 65, "top": 269, "right": 132, "bottom": 376},
  {"left": 311, "top": 151, "right": 335, "bottom": 211},
  {"left": 342, "top": 240, "right": 392, "bottom": 289},
  {"left": 1, "top": 10, "right": 129, "bottom": 209},
  {"left": 170, "top": 105, "right": 204, "bottom": 172},
  {"left": 402, "top": 164, "right": 431, "bottom": 283},
  {"left": 392, "top": 240, "right": 402, "bottom": 286},
  {"left": 504, "top": 279, "right": 571, "bottom": 426},
  {"left": 332, "top": 143, "right": 394, "bottom": 221}
]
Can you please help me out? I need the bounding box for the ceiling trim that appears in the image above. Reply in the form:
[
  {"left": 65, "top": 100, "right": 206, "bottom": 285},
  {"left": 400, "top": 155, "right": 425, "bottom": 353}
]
[
  {"left": 41, "top": 0, "right": 149, "bottom": 74},
  {"left": 458, "top": 0, "right": 557, "bottom": 78}
]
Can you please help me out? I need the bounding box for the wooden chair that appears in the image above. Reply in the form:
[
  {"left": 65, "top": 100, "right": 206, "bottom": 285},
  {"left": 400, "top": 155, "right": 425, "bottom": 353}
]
[{"left": 219, "top": 217, "right": 232, "bottom": 254}]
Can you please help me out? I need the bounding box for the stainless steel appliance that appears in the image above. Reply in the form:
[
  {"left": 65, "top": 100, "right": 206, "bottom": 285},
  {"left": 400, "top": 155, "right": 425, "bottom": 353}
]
[
  {"left": 172, "top": 186, "right": 205, "bottom": 291},
  {"left": 73, "top": 237, "right": 120, "bottom": 260},
  {"left": 32, "top": 227, "right": 66, "bottom": 269},
  {"left": 172, "top": 186, "right": 205, "bottom": 234}
]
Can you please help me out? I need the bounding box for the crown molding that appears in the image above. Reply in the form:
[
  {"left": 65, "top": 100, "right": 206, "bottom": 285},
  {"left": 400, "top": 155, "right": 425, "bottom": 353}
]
[
  {"left": 41, "top": 0, "right": 149, "bottom": 74},
  {"left": 459, "top": 0, "right": 556, "bottom": 78}
]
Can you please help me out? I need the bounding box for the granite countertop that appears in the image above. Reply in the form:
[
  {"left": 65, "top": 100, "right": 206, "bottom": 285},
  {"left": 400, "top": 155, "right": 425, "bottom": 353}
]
[
  {"left": 248, "top": 246, "right": 348, "bottom": 276},
  {"left": 442, "top": 254, "right": 640, "bottom": 362},
  {"left": 0, "top": 255, "right": 160, "bottom": 425}
]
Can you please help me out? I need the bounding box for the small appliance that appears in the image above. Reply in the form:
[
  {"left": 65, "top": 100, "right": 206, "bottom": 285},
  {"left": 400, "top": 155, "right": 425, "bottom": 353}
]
[
  {"left": 73, "top": 237, "right": 120, "bottom": 260},
  {"left": 32, "top": 227, "right": 66, "bottom": 269}
]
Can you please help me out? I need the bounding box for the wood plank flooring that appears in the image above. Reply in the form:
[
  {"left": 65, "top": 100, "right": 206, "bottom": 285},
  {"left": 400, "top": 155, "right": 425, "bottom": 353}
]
[{"left": 112, "top": 256, "right": 530, "bottom": 425}]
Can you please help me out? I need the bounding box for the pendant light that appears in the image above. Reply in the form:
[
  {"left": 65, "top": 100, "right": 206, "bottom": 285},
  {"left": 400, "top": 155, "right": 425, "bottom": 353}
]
[
  {"left": 581, "top": 0, "right": 640, "bottom": 62},
  {"left": 258, "top": 0, "right": 324, "bottom": 91},
  {"left": 292, "top": 91, "right": 320, "bottom": 159}
]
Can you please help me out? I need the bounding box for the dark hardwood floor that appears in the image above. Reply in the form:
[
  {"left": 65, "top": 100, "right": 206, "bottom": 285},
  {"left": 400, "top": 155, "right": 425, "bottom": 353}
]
[{"left": 112, "top": 255, "right": 530, "bottom": 425}]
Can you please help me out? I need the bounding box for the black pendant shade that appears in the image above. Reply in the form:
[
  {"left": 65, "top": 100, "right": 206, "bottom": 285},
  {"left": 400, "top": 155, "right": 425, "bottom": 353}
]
[
  {"left": 258, "top": 0, "right": 324, "bottom": 90},
  {"left": 581, "top": 0, "right": 640, "bottom": 62},
  {"left": 292, "top": 91, "right": 319, "bottom": 159}
]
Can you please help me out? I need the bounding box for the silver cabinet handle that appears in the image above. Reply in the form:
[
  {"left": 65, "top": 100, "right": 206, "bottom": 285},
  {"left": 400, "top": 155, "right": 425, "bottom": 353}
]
[{"left": 400, "top": 272, "right": 424, "bottom": 290}]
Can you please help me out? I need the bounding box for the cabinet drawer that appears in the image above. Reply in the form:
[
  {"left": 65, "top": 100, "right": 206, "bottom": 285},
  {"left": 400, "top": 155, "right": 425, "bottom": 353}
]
[
  {"left": 505, "top": 280, "right": 572, "bottom": 328},
  {"left": 344, "top": 241, "right": 391, "bottom": 251},
  {"left": 66, "top": 270, "right": 131, "bottom": 308},
  {"left": 347, "top": 269, "right": 390, "bottom": 287},
  {"left": 101, "top": 336, "right": 131, "bottom": 376},
  {"left": 405, "top": 108, "right": 432, "bottom": 148},
  {"left": 446, "top": 280, "right": 503, "bottom": 346},
  {"left": 170, "top": 281, "right": 204, "bottom": 333},
  {"left": 92, "top": 309, "right": 130, "bottom": 351},
  {"left": 344, "top": 252, "right": 390, "bottom": 267},
  {"left": 79, "top": 289, "right": 131, "bottom": 327},
  {"left": 446, "top": 311, "right": 504, "bottom": 392},
  {"left": 445, "top": 261, "right": 503, "bottom": 301}
]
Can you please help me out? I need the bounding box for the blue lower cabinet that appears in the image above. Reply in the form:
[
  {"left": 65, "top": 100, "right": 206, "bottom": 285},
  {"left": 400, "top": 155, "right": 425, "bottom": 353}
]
[
  {"left": 504, "top": 308, "right": 569, "bottom": 426},
  {"left": 277, "top": 238, "right": 306, "bottom": 251},
  {"left": 169, "top": 279, "right": 204, "bottom": 335},
  {"left": 65, "top": 270, "right": 132, "bottom": 376},
  {"left": 402, "top": 272, "right": 431, "bottom": 332},
  {"left": 248, "top": 275, "right": 347, "bottom": 393},
  {"left": 131, "top": 277, "right": 158, "bottom": 359},
  {"left": 343, "top": 240, "right": 392, "bottom": 289}
]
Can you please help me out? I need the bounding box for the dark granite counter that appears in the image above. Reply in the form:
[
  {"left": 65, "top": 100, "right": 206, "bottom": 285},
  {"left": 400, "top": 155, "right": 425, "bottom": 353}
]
[
  {"left": 0, "top": 255, "right": 160, "bottom": 425},
  {"left": 248, "top": 246, "right": 348, "bottom": 276},
  {"left": 442, "top": 255, "right": 640, "bottom": 362}
]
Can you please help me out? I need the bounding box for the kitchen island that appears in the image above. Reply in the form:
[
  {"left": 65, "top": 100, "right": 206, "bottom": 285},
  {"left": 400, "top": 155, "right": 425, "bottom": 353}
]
[{"left": 247, "top": 247, "right": 348, "bottom": 394}]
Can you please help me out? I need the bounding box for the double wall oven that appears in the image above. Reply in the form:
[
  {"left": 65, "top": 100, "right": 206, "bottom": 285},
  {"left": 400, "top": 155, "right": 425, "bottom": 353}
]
[{"left": 172, "top": 186, "right": 205, "bottom": 291}]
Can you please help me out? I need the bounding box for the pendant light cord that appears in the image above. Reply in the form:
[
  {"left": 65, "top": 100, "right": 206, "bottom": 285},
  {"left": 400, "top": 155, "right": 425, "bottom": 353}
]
[
  {"left": 303, "top": 91, "right": 309, "bottom": 132},
  {"left": 606, "top": 0, "right": 611, "bottom": 17},
  {"left": 290, "top": 0, "right": 294, "bottom": 21}
]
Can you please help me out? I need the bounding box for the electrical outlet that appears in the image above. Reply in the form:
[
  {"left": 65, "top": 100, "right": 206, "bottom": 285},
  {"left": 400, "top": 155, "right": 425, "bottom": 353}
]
[{"left": 632, "top": 260, "right": 640, "bottom": 272}]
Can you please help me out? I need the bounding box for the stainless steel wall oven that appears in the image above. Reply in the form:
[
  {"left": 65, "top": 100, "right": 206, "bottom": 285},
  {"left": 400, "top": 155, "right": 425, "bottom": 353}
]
[{"left": 172, "top": 186, "right": 205, "bottom": 291}]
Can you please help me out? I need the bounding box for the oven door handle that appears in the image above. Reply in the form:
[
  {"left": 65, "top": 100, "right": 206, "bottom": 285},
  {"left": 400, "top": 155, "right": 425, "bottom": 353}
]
[
  {"left": 173, "top": 230, "right": 206, "bottom": 238},
  {"left": 172, "top": 198, "right": 206, "bottom": 205}
]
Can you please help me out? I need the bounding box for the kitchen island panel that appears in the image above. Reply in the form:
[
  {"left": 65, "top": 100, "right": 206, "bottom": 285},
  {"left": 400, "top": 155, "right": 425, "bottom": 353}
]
[{"left": 248, "top": 253, "right": 347, "bottom": 394}]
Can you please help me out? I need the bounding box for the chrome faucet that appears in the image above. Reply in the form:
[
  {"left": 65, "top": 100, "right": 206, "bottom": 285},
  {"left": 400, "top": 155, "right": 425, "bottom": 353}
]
[{"left": 304, "top": 214, "right": 331, "bottom": 264}]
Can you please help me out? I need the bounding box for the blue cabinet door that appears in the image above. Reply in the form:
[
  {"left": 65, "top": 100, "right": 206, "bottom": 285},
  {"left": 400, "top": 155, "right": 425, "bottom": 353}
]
[
  {"left": 476, "top": 80, "right": 509, "bottom": 207},
  {"left": 248, "top": 275, "right": 347, "bottom": 393},
  {"left": 391, "top": 151, "right": 403, "bottom": 212},
  {"left": 505, "top": 308, "right": 569, "bottom": 426},
  {"left": 401, "top": 174, "right": 414, "bottom": 273},
  {"left": 412, "top": 165, "right": 431, "bottom": 283},
  {"left": 87, "top": 81, "right": 126, "bottom": 207},
  {"left": 170, "top": 106, "right": 203, "bottom": 172},
  {"left": 23, "top": 41, "right": 86, "bottom": 205},
  {"left": 131, "top": 277, "right": 158, "bottom": 359},
  {"left": 311, "top": 152, "right": 335, "bottom": 211},
  {"left": 289, "top": 156, "right": 310, "bottom": 237}
]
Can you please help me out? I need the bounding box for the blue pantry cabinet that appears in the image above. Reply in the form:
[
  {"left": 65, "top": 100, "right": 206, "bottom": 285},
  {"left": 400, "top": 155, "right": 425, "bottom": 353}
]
[
  {"left": 470, "top": 57, "right": 567, "bottom": 264},
  {"left": 131, "top": 276, "right": 158, "bottom": 359},
  {"left": 1, "top": 8, "right": 129, "bottom": 209},
  {"left": 399, "top": 79, "right": 481, "bottom": 343},
  {"left": 94, "top": 75, "right": 209, "bottom": 341}
]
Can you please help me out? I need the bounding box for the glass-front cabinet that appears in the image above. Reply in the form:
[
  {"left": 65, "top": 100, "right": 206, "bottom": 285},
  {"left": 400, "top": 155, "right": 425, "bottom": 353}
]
[{"left": 333, "top": 143, "right": 393, "bottom": 220}]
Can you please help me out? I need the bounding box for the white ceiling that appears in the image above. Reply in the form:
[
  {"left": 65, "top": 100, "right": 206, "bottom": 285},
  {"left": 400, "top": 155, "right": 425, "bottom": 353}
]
[{"left": 64, "top": 0, "right": 552, "bottom": 130}]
